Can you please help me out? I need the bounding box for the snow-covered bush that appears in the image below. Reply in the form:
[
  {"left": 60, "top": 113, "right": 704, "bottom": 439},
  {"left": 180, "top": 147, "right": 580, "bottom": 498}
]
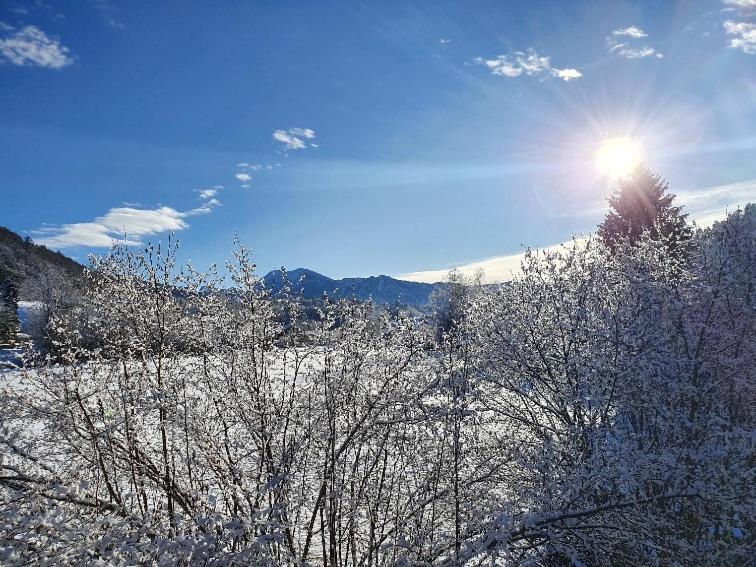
[{"left": 464, "top": 228, "right": 753, "bottom": 564}]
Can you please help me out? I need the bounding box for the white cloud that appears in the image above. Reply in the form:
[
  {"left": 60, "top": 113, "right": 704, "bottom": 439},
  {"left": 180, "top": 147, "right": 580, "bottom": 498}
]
[
  {"left": 273, "top": 128, "right": 316, "bottom": 151},
  {"left": 481, "top": 55, "right": 522, "bottom": 77},
  {"left": 551, "top": 67, "right": 582, "bottom": 81},
  {"left": 273, "top": 130, "right": 305, "bottom": 150},
  {"left": 607, "top": 27, "right": 663, "bottom": 59},
  {"left": 476, "top": 49, "right": 581, "bottom": 81},
  {"left": 439, "top": 38, "right": 451, "bottom": 44},
  {"left": 235, "top": 172, "right": 251, "bottom": 182},
  {"left": 612, "top": 26, "right": 648, "bottom": 38},
  {"left": 0, "top": 24, "right": 73, "bottom": 68},
  {"left": 35, "top": 205, "right": 212, "bottom": 249},
  {"left": 197, "top": 188, "right": 217, "bottom": 199},
  {"left": 723, "top": 0, "right": 756, "bottom": 8},
  {"left": 289, "top": 127, "right": 315, "bottom": 139},
  {"left": 518, "top": 51, "right": 551, "bottom": 74},
  {"left": 723, "top": 21, "right": 756, "bottom": 53}
]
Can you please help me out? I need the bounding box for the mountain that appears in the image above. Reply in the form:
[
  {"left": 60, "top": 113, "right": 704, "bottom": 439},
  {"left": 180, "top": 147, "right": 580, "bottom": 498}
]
[
  {"left": 0, "top": 226, "right": 84, "bottom": 299},
  {"left": 263, "top": 268, "right": 441, "bottom": 306}
]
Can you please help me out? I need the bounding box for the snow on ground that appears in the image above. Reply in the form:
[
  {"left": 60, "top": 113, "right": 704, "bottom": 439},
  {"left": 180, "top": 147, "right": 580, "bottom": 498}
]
[{"left": 0, "top": 347, "right": 23, "bottom": 372}]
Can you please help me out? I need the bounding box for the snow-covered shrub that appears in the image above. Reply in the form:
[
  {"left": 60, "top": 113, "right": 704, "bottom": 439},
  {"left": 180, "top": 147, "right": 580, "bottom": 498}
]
[{"left": 465, "top": 228, "right": 753, "bottom": 564}]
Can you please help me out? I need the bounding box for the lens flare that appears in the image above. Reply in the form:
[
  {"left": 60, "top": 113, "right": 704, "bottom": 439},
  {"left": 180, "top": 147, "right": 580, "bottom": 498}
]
[{"left": 595, "top": 137, "right": 643, "bottom": 180}]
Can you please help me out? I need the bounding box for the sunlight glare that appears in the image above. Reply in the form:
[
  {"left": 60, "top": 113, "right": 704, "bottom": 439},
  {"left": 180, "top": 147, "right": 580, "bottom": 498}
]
[{"left": 595, "top": 137, "right": 643, "bottom": 180}]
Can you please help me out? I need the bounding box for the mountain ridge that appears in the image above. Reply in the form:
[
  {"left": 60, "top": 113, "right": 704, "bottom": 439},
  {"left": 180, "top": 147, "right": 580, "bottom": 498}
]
[{"left": 263, "top": 267, "right": 440, "bottom": 306}]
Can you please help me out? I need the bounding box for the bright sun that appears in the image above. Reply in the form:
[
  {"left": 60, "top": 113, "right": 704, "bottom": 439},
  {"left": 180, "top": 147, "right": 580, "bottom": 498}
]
[{"left": 595, "top": 137, "right": 643, "bottom": 180}]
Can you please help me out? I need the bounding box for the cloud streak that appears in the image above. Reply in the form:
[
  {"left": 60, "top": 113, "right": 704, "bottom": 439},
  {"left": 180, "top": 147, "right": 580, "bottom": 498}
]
[
  {"left": 0, "top": 23, "right": 73, "bottom": 68},
  {"left": 609, "top": 44, "right": 663, "bottom": 58}
]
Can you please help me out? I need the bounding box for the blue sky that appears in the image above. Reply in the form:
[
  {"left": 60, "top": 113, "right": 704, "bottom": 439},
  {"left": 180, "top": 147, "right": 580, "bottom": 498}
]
[{"left": 1, "top": 0, "right": 754, "bottom": 281}]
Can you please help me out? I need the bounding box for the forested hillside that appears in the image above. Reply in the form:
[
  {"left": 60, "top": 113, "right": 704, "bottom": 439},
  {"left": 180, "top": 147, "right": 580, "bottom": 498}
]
[{"left": 0, "top": 226, "right": 83, "bottom": 298}]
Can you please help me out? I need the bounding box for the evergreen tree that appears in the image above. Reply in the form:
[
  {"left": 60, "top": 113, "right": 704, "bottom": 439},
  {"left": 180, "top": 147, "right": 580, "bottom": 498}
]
[
  {"left": 598, "top": 167, "right": 691, "bottom": 254},
  {"left": 0, "top": 276, "right": 20, "bottom": 345}
]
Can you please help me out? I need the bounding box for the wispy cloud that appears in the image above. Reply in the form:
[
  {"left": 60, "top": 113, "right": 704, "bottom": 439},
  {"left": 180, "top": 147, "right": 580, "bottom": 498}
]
[
  {"left": 35, "top": 205, "right": 214, "bottom": 249},
  {"left": 197, "top": 188, "right": 218, "bottom": 200},
  {"left": 237, "top": 162, "right": 263, "bottom": 170},
  {"left": 0, "top": 23, "right": 73, "bottom": 68},
  {"left": 723, "top": 0, "right": 756, "bottom": 9},
  {"left": 612, "top": 26, "right": 648, "bottom": 39},
  {"left": 439, "top": 38, "right": 451, "bottom": 44},
  {"left": 723, "top": 20, "right": 756, "bottom": 53},
  {"left": 193, "top": 187, "right": 222, "bottom": 211},
  {"left": 398, "top": 240, "right": 588, "bottom": 284},
  {"left": 474, "top": 49, "right": 582, "bottom": 81},
  {"left": 88, "top": 0, "right": 125, "bottom": 29},
  {"left": 677, "top": 178, "right": 756, "bottom": 225},
  {"left": 233, "top": 159, "right": 282, "bottom": 188},
  {"left": 610, "top": 44, "right": 663, "bottom": 58},
  {"left": 607, "top": 26, "right": 663, "bottom": 59},
  {"left": 273, "top": 127, "right": 317, "bottom": 151}
]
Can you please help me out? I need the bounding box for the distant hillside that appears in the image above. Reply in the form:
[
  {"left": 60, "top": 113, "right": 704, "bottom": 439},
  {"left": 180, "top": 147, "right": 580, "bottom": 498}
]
[
  {"left": 0, "top": 226, "right": 84, "bottom": 299},
  {"left": 264, "top": 268, "right": 441, "bottom": 306}
]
